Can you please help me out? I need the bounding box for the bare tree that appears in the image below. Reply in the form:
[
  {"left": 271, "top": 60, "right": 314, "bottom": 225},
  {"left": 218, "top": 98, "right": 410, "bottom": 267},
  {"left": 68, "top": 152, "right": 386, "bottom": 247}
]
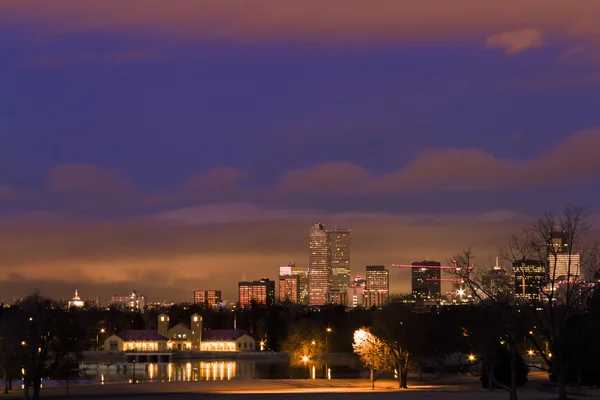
[
  {"left": 20, "top": 291, "right": 84, "bottom": 400},
  {"left": 450, "top": 249, "right": 524, "bottom": 400},
  {"left": 498, "top": 207, "right": 599, "bottom": 400}
]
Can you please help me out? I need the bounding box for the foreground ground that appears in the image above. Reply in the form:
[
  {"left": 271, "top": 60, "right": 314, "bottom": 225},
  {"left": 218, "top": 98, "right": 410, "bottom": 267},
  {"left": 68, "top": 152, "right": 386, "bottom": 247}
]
[{"left": 2, "top": 374, "right": 597, "bottom": 400}]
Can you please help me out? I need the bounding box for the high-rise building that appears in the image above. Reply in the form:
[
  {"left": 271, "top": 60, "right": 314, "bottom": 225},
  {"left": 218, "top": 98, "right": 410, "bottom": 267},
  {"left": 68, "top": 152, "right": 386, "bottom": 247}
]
[
  {"left": 513, "top": 260, "right": 546, "bottom": 300},
  {"left": 309, "top": 223, "right": 330, "bottom": 305},
  {"left": 365, "top": 266, "right": 389, "bottom": 308},
  {"left": 287, "top": 264, "right": 310, "bottom": 304},
  {"left": 279, "top": 265, "right": 300, "bottom": 303},
  {"left": 111, "top": 290, "right": 146, "bottom": 311},
  {"left": 327, "top": 290, "right": 347, "bottom": 306},
  {"left": 549, "top": 253, "right": 581, "bottom": 282},
  {"left": 347, "top": 276, "right": 366, "bottom": 308},
  {"left": 482, "top": 257, "right": 512, "bottom": 298},
  {"left": 238, "top": 278, "right": 275, "bottom": 307},
  {"left": 546, "top": 230, "right": 580, "bottom": 283},
  {"left": 548, "top": 230, "right": 569, "bottom": 254},
  {"left": 193, "top": 290, "right": 222, "bottom": 308},
  {"left": 328, "top": 229, "right": 351, "bottom": 293},
  {"left": 411, "top": 260, "right": 441, "bottom": 301}
]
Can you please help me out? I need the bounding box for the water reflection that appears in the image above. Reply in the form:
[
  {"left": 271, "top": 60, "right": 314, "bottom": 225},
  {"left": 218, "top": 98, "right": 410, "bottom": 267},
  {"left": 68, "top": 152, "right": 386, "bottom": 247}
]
[{"left": 81, "top": 360, "right": 361, "bottom": 383}]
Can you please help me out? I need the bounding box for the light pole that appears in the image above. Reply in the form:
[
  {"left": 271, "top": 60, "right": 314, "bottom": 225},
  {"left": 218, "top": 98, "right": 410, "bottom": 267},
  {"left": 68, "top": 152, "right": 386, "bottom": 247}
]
[
  {"left": 325, "top": 328, "right": 332, "bottom": 379},
  {"left": 302, "top": 356, "right": 309, "bottom": 380},
  {"left": 371, "top": 348, "right": 375, "bottom": 390},
  {"left": 96, "top": 328, "right": 106, "bottom": 351}
]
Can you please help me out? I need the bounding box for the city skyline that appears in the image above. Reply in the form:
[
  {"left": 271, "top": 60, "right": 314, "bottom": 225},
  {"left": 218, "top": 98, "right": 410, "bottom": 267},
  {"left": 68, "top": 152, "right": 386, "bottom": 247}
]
[{"left": 1, "top": 1, "right": 600, "bottom": 302}]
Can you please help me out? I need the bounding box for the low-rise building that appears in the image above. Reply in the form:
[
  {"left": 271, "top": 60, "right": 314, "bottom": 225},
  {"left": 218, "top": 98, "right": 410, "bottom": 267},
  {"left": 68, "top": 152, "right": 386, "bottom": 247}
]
[
  {"left": 103, "top": 330, "right": 168, "bottom": 352},
  {"left": 200, "top": 330, "right": 256, "bottom": 352}
]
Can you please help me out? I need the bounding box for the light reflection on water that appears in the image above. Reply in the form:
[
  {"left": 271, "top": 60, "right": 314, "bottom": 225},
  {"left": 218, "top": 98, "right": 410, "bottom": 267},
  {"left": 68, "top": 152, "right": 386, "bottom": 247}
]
[
  {"left": 81, "top": 360, "right": 360, "bottom": 383},
  {"left": 83, "top": 361, "right": 255, "bottom": 383}
]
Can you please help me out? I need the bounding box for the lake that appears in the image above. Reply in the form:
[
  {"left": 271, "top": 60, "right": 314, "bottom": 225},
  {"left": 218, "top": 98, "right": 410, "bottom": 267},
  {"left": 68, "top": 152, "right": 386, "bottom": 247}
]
[{"left": 80, "top": 360, "right": 365, "bottom": 384}]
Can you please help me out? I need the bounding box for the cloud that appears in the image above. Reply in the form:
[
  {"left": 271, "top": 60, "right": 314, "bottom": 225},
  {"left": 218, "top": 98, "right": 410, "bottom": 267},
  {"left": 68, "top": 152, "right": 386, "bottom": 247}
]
[
  {"left": 184, "top": 167, "right": 248, "bottom": 193},
  {"left": 0, "top": 186, "right": 18, "bottom": 201},
  {"left": 485, "top": 28, "right": 543, "bottom": 55},
  {"left": 1, "top": 1, "right": 598, "bottom": 44},
  {"left": 27, "top": 50, "right": 150, "bottom": 68},
  {"left": 0, "top": 204, "right": 541, "bottom": 302},
  {"left": 279, "top": 162, "right": 370, "bottom": 194},
  {"left": 278, "top": 128, "right": 600, "bottom": 194},
  {"left": 46, "top": 164, "right": 133, "bottom": 193}
]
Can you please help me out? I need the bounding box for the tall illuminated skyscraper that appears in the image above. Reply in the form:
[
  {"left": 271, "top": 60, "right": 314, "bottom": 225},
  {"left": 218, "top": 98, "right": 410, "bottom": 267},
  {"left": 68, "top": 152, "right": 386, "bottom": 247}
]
[
  {"left": 309, "top": 223, "right": 330, "bottom": 305},
  {"left": 365, "top": 266, "right": 389, "bottom": 308},
  {"left": 328, "top": 228, "right": 351, "bottom": 293}
]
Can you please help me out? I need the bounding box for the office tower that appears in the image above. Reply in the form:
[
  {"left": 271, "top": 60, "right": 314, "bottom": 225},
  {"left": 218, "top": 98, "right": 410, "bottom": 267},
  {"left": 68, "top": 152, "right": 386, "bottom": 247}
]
[
  {"left": 365, "top": 266, "right": 389, "bottom": 308},
  {"left": 549, "top": 254, "right": 581, "bottom": 282},
  {"left": 328, "top": 228, "right": 351, "bottom": 293},
  {"left": 548, "top": 230, "right": 569, "bottom": 254},
  {"left": 327, "top": 290, "right": 347, "bottom": 306},
  {"left": 193, "top": 290, "right": 222, "bottom": 308},
  {"left": 290, "top": 263, "right": 310, "bottom": 305},
  {"left": 309, "top": 223, "right": 330, "bottom": 305},
  {"left": 347, "top": 276, "right": 366, "bottom": 308},
  {"left": 513, "top": 260, "right": 546, "bottom": 300},
  {"left": 411, "top": 260, "right": 441, "bottom": 301},
  {"left": 482, "top": 257, "right": 512, "bottom": 298},
  {"left": 279, "top": 265, "right": 300, "bottom": 303},
  {"left": 238, "top": 278, "right": 275, "bottom": 307},
  {"left": 547, "top": 230, "right": 580, "bottom": 282},
  {"left": 111, "top": 290, "right": 146, "bottom": 311}
]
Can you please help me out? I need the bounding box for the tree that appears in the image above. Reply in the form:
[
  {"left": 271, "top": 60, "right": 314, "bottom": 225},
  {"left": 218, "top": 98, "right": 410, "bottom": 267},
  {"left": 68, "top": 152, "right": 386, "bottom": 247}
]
[
  {"left": 504, "top": 207, "right": 599, "bottom": 400},
  {"left": 20, "top": 291, "right": 85, "bottom": 400},
  {"left": 0, "top": 308, "right": 25, "bottom": 394},
  {"left": 451, "top": 249, "right": 528, "bottom": 400},
  {"left": 281, "top": 319, "right": 325, "bottom": 377},
  {"left": 352, "top": 328, "right": 390, "bottom": 388}
]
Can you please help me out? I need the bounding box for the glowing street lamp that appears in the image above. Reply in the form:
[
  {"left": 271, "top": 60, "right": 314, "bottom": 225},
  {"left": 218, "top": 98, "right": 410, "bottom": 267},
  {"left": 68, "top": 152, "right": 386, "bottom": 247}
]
[
  {"left": 527, "top": 350, "right": 535, "bottom": 356},
  {"left": 468, "top": 354, "right": 476, "bottom": 362},
  {"left": 259, "top": 340, "right": 266, "bottom": 351}
]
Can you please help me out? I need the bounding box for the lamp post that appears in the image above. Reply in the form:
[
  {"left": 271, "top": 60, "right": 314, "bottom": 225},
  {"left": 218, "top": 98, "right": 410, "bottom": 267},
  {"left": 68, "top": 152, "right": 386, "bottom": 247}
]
[
  {"left": 302, "top": 356, "right": 309, "bottom": 380},
  {"left": 131, "top": 360, "right": 136, "bottom": 384},
  {"left": 96, "top": 328, "right": 106, "bottom": 351},
  {"left": 371, "top": 347, "right": 375, "bottom": 390},
  {"left": 325, "top": 328, "right": 332, "bottom": 379}
]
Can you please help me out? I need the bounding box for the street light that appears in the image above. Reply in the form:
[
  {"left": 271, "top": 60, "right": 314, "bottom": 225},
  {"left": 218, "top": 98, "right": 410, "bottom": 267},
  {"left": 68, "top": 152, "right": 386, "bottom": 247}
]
[
  {"left": 468, "top": 354, "right": 476, "bottom": 362},
  {"left": 325, "top": 328, "right": 332, "bottom": 380},
  {"left": 302, "top": 356, "right": 309, "bottom": 379},
  {"left": 527, "top": 350, "right": 534, "bottom": 356},
  {"left": 96, "top": 328, "right": 106, "bottom": 351}
]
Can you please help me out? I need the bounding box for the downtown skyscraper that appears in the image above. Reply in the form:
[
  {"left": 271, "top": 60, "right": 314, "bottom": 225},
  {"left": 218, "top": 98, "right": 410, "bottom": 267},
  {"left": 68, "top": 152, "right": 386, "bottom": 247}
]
[
  {"left": 309, "top": 223, "right": 330, "bottom": 305},
  {"left": 308, "top": 223, "right": 351, "bottom": 305},
  {"left": 328, "top": 228, "right": 351, "bottom": 292}
]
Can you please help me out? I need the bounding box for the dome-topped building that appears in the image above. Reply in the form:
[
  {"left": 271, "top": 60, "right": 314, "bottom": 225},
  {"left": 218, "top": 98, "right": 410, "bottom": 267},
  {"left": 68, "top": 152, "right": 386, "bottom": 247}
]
[{"left": 68, "top": 289, "right": 84, "bottom": 308}]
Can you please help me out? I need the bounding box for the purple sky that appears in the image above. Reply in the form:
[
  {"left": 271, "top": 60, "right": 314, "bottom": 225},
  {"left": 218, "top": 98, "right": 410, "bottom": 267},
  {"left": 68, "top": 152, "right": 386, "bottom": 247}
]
[{"left": 1, "top": 1, "right": 599, "bottom": 302}]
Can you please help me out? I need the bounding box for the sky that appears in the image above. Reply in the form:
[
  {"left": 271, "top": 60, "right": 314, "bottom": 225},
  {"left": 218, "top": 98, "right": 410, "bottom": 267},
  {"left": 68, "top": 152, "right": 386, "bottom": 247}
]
[{"left": 1, "top": 0, "right": 600, "bottom": 303}]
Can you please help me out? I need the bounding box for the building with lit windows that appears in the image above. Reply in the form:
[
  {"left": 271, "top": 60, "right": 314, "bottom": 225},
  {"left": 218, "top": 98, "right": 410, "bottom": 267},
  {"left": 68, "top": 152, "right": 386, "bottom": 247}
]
[
  {"left": 111, "top": 290, "right": 146, "bottom": 311},
  {"left": 513, "top": 259, "right": 546, "bottom": 300},
  {"left": 328, "top": 228, "right": 351, "bottom": 293},
  {"left": 238, "top": 278, "right": 275, "bottom": 307},
  {"left": 279, "top": 266, "right": 300, "bottom": 303},
  {"left": 327, "top": 289, "right": 347, "bottom": 305},
  {"left": 347, "top": 276, "right": 366, "bottom": 308},
  {"left": 193, "top": 290, "right": 223, "bottom": 308},
  {"left": 67, "top": 289, "right": 84, "bottom": 308},
  {"left": 200, "top": 330, "right": 256, "bottom": 352},
  {"left": 309, "top": 223, "right": 330, "bottom": 305},
  {"left": 482, "top": 257, "right": 512, "bottom": 298},
  {"left": 411, "top": 260, "right": 441, "bottom": 301},
  {"left": 290, "top": 264, "right": 310, "bottom": 304},
  {"left": 104, "top": 313, "right": 256, "bottom": 353},
  {"left": 365, "top": 266, "right": 389, "bottom": 308},
  {"left": 103, "top": 330, "right": 168, "bottom": 352}
]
